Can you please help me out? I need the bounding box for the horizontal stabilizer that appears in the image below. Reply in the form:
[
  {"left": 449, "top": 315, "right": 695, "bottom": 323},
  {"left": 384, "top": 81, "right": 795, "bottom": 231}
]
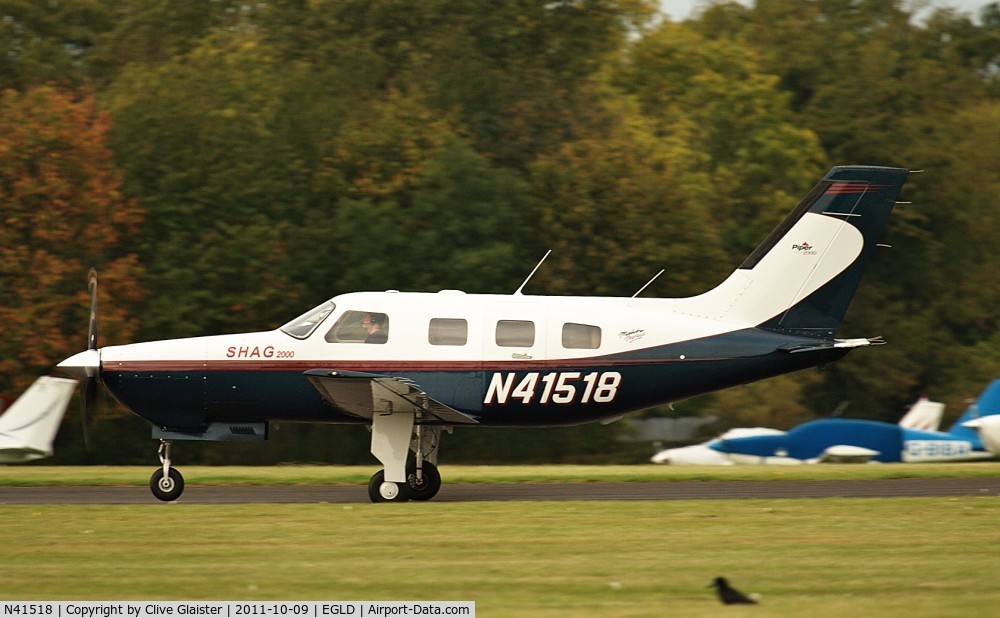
[
  {"left": 779, "top": 337, "right": 885, "bottom": 354},
  {"left": 962, "top": 416, "right": 1000, "bottom": 455},
  {"left": 305, "top": 369, "right": 479, "bottom": 425}
]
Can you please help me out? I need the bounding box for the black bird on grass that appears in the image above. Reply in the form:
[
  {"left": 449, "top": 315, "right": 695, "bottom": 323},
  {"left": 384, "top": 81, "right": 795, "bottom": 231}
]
[{"left": 710, "top": 576, "right": 758, "bottom": 605}]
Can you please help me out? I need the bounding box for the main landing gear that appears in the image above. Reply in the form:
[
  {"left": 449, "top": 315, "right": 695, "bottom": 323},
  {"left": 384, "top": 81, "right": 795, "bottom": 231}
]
[
  {"left": 150, "top": 439, "right": 185, "bottom": 502},
  {"left": 146, "top": 419, "right": 445, "bottom": 503},
  {"left": 366, "top": 460, "right": 442, "bottom": 503},
  {"left": 367, "top": 414, "right": 444, "bottom": 503}
]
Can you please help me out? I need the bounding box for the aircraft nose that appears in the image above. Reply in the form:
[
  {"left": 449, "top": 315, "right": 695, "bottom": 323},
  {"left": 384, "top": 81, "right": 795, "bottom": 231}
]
[{"left": 57, "top": 349, "right": 100, "bottom": 379}]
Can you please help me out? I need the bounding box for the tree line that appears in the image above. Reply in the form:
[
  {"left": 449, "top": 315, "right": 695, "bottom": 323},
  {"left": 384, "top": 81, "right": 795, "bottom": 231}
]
[{"left": 1, "top": 0, "right": 997, "bottom": 463}]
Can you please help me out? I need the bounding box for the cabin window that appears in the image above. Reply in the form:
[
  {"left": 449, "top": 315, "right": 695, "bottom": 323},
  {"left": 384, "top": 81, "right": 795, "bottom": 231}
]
[
  {"left": 280, "top": 301, "right": 335, "bottom": 339},
  {"left": 496, "top": 320, "right": 535, "bottom": 347},
  {"left": 325, "top": 310, "right": 390, "bottom": 344},
  {"left": 429, "top": 318, "right": 468, "bottom": 346},
  {"left": 562, "top": 323, "right": 601, "bottom": 349}
]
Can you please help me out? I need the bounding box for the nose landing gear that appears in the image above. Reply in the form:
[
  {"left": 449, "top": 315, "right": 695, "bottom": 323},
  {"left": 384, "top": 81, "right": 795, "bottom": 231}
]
[{"left": 150, "top": 439, "right": 185, "bottom": 502}]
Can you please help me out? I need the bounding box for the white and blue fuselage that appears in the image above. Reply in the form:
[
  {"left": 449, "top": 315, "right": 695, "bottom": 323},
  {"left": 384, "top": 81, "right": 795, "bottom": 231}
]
[{"left": 95, "top": 291, "right": 857, "bottom": 431}]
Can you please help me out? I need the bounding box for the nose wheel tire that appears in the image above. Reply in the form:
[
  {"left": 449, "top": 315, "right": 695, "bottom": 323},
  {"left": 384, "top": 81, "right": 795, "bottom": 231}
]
[
  {"left": 150, "top": 468, "right": 185, "bottom": 502},
  {"left": 405, "top": 461, "right": 441, "bottom": 501},
  {"left": 368, "top": 469, "right": 409, "bottom": 502}
]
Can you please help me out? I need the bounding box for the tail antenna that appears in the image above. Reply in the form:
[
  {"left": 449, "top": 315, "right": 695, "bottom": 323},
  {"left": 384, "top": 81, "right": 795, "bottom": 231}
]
[
  {"left": 514, "top": 250, "right": 551, "bottom": 296},
  {"left": 628, "top": 269, "right": 665, "bottom": 305}
]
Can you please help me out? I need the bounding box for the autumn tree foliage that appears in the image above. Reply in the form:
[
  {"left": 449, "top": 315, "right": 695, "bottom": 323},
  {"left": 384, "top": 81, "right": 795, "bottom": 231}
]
[{"left": 0, "top": 86, "right": 142, "bottom": 392}]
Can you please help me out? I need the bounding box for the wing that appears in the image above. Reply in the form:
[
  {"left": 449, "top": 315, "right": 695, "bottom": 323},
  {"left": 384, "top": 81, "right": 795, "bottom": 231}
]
[
  {"left": 815, "top": 445, "right": 879, "bottom": 463},
  {"left": 304, "top": 369, "right": 479, "bottom": 425}
]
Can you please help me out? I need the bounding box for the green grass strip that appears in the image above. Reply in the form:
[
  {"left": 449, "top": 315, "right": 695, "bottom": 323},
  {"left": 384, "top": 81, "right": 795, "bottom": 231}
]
[
  {"left": 2, "top": 462, "right": 1000, "bottom": 486},
  {"left": 2, "top": 497, "right": 999, "bottom": 617}
]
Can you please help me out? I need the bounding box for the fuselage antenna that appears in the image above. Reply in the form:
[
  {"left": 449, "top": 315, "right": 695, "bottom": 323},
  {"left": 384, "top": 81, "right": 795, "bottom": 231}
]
[
  {"left": 514, "top": 250, "right": 551, "bottom": 295},
  {"left": 628, "top": 269, "right": 665, "bottom": 305}
]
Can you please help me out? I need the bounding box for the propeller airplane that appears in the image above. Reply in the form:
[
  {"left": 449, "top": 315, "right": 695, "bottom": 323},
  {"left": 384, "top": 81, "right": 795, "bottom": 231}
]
[
  {"left": 58, "top": 166, "right": 911, "bottom": 502},
  {"left": 650, "top": 396, "right": 947, "bottom": 465},
  {"left": 707, "top": 379, "right": 1000, "bottom": 464}
]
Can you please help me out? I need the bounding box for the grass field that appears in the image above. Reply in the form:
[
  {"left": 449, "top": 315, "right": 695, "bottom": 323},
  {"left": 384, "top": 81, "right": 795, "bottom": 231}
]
[{"left": 2, "top": 465, "right": 999, "bottom": 617}]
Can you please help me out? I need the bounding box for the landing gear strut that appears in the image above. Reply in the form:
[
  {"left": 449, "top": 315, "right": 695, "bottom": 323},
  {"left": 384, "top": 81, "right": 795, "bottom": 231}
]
[
  {"left": 406, "top": 425, "right": 442, "bottom": 501},
  {"left": 367, "top": 416, "right": 444, "bottom": 503},
  {"left": 150, "top": 439, "right": 185, "bottom": 502}
]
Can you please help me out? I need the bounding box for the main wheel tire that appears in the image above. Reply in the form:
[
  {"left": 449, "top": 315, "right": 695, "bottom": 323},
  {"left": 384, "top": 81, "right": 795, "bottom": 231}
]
[
  {"left": 405, "top": 461, "right": 441, "bottom": 501},
  {"left": 367, "top": 469, "right": 409, "bottom": 503},
  {"left": 150, "top": 468, "right": 185, "bottom": 502}
]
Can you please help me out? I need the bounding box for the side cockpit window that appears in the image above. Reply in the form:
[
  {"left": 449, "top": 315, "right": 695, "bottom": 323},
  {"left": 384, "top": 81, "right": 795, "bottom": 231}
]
[
  {"left": 280, "top": 302, "right": 335, "bottom": 339},
  {"left": 325, "top": 310, "right": 390, "bottom": 344}
]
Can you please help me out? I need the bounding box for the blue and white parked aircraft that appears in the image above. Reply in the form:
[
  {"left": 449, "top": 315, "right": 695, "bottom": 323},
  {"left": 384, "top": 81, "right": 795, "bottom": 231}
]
[
  {"left": 651, "top": 396, "right": 946, "bottom": 465},
  {"left": 59, "top": 166, "right": 910, "bottom": 501},
  {"left": 708, "top": 380, "right": 1000, "bottom": 464},
  {"left": 0, "top": 376, "right": 78, "bottom": 463}
]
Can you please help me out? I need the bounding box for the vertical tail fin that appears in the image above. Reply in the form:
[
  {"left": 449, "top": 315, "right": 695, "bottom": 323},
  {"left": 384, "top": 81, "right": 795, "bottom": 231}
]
[
  {"left": 948, "top": 379, "right": 1000, "bottom": 443},
  {"left": 897, "top": 397, "right": 945, "bottom": 431},
  {"left": 691, "top": 166, "right": 909, "bottom": 337},
  {"left": 0, "top": 376, "right": 78, "bottom": 462}
]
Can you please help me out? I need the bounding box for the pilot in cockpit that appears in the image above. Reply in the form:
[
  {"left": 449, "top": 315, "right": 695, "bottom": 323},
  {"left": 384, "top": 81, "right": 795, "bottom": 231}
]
[{"left": 360, "top": 312, "right": 388, "bottom": 344}]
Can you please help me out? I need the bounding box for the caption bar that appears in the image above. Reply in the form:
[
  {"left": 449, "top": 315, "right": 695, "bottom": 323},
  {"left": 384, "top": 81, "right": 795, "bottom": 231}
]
[{"left": 1, "top": 603, "right": 474, "bottom": 618}]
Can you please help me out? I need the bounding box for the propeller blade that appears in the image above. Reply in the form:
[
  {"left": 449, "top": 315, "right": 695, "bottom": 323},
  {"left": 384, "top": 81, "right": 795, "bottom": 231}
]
[
  {"left": 81, "top": 377, "right": 96, "bottom": 451},
  {"left": 82, "top": 268, "right": 99, "bottom": 451},
  {"left": 87, "top": 268, "right": 98, "bottom": 351}
]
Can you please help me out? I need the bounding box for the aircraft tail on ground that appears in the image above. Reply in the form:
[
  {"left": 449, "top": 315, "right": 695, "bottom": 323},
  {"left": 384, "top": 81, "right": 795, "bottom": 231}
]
[
  {"left": 687, "top": 166, "right": 909, "bottom": 338},
  {"left": 898, "top": 397, "right": 945, "bottom": 431},
  {"left": 948, "top": 379, "right": 1000, "bottom": 444},
  {"left": 0, "top": 376, "right": 78, "bottom": 463}
]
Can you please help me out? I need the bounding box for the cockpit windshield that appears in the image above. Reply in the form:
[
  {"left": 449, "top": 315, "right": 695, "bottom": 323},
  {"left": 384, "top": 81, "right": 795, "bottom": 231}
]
[{"left": 280, "top": 301, "right": 335, "bottom": 339}]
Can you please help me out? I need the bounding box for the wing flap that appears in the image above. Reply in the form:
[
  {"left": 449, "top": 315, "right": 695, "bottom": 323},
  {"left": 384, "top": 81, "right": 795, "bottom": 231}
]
[{"left": 304, "top": 369, "right": 479, "bottom": 425}]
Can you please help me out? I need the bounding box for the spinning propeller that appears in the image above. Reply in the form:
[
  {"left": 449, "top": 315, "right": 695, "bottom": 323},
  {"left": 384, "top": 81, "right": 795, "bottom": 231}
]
[
  {"left": 57, "top": 268, "right": 102, "bottom": 449},
  {"left": 82, "top": 268, "right": 99, "bottom": 449}
]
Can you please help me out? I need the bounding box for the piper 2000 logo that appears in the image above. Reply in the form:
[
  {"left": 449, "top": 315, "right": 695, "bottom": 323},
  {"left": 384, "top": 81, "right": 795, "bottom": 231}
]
[{"left": 792, "top": 241, "right": 817, "bottom": 255}]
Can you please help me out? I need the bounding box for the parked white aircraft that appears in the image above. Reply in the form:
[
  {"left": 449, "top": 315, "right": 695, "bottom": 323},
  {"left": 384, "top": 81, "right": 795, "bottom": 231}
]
[
  {"left": 0, "top": 376, "right": 78, "bottom": 463},
  {"left": 58, "top": 166, "right": 911, "bottom": 501}
]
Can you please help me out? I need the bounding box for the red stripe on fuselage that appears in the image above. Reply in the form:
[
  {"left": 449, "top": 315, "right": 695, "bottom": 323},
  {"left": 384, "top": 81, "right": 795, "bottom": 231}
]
[
  {"left": 825, "top": 182, "right": 891, "bottom": 195},
  {"left": 101, "top": 356, "right": 726, "bottom": 373}
]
